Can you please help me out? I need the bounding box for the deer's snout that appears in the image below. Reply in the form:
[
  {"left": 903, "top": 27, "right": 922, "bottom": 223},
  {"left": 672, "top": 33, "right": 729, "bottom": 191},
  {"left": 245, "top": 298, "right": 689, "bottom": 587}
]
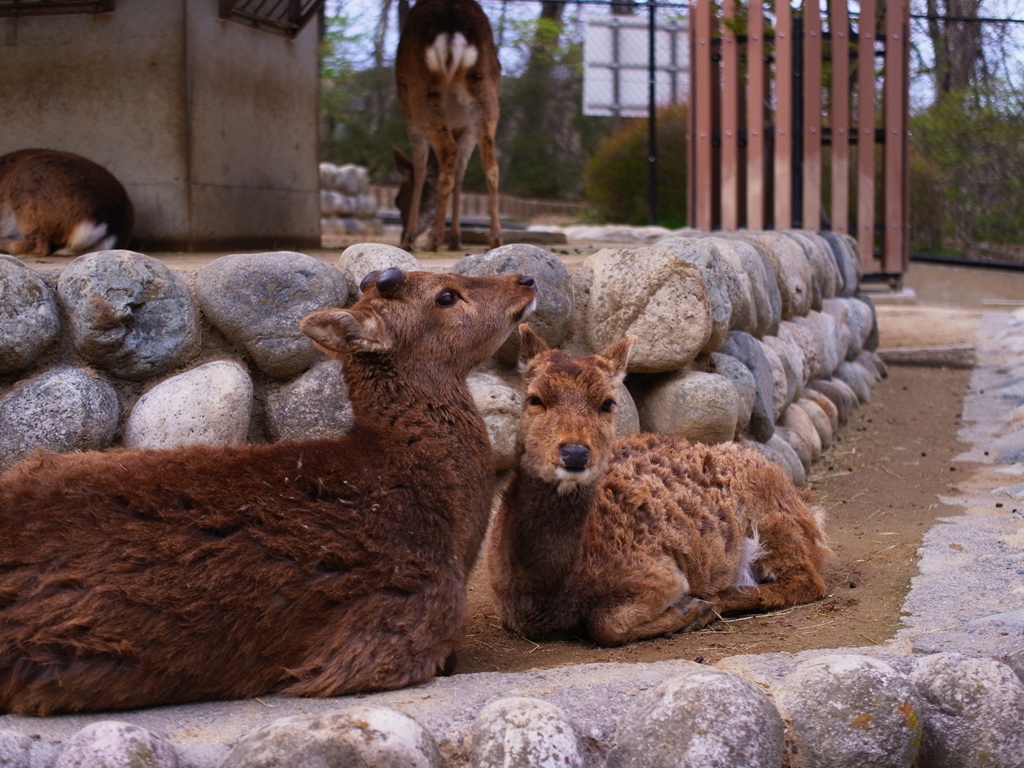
[{"left": 559, "top": 444, "right": 590, "bottom": 471}]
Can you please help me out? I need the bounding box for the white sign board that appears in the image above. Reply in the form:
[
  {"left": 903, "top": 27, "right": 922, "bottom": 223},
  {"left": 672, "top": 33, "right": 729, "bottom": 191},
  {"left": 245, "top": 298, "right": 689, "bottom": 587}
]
[{"left": 583, "top": 13, "right": 690, "bottom": 118}]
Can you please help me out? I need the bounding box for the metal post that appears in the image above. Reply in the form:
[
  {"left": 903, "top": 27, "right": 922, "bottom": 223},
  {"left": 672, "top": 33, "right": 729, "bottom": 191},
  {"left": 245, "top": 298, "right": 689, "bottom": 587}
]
[{"left": 647, "top": 0, "right": 657, "bottom": 225}]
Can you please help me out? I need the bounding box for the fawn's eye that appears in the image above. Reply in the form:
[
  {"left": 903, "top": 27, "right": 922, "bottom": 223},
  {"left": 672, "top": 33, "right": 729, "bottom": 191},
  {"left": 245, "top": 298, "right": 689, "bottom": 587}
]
[
  {"left": 599, "top": 399, "right": 616, "bottom": 413},
  {"left": 435, "top": 289, "right": 460, "bottom": 307},
  {"left": 526, "top": 395, "right": 544, "bottom": 407}
]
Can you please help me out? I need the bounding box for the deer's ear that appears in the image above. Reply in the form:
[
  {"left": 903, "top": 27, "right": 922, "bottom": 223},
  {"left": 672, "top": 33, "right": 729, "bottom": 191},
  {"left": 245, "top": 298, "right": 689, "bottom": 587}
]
[
  {"left": 597, "top": 336, "right": 636, "bottom": 379},
  {"left": 300, "top": 308, "right": 392, "bottom": 356},
  {"left": 517, "top": 323, "right": 550, "bottom": 369}
]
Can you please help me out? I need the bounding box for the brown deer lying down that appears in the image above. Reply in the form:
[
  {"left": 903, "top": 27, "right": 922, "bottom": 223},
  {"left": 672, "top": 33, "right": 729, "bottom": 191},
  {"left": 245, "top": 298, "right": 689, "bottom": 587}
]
[
  {"left": 0, "top": 268, "right": 536, "bottom": 715},
  {"left": 395, "top": 0, "right": 502, "bottom": 251},
  {"left": 0, "top": 148, "right": 134, "bottom": 256},
  {"left": 487, "top": 326, "right": 829, "bottom": 647}
]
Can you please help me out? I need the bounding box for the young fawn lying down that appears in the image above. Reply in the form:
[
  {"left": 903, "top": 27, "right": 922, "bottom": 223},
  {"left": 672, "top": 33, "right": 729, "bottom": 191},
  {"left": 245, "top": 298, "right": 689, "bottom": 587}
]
[
  {"left": 0, "top": 268, "right": 536, "bottom": 715},
  {"left": 0, "top": 148, "right": 133, "bottom": 256},
  {"left": 487, "top": 325, "right": 829, "bottom": 647}
]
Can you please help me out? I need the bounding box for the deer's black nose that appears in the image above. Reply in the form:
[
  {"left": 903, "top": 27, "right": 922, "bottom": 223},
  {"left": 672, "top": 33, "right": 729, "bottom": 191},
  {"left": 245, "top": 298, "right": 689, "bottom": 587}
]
[
  {"left": 560, "top": 444, "right": 590, "bottom": 471},
  {"left": 518, "top": 275, "right": 536, "bottom": 289}
]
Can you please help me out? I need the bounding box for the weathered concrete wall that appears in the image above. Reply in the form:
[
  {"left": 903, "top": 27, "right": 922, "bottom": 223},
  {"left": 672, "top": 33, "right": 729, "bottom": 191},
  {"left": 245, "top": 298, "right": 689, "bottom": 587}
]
[{"left": 0, "top": 0, "right": 320, "bottom": 251}]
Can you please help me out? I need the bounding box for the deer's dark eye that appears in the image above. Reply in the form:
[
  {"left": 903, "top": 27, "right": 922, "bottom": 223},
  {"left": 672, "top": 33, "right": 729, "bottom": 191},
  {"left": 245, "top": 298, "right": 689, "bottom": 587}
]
[
  {"left": 599, "top": 399, "right": 616, "bottom": 413},
  {"left": 526, "top": 395, "right": 544, "bottom": 407},
  {"left": 436, "top": 289, "right": 460, "bottom": 307}
]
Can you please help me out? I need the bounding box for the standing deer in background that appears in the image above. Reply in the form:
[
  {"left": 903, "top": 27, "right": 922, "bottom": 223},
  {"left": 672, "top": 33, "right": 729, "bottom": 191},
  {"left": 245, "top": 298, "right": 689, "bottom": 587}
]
[
  {"left": 395, "top": 0, "right": 502, "bottom": 252},
  {"left": 0, "top": 148, "right": 134, "bottom": 257},
  {"left": 488, "top": 325, "right": 830, "bottom": 647}
]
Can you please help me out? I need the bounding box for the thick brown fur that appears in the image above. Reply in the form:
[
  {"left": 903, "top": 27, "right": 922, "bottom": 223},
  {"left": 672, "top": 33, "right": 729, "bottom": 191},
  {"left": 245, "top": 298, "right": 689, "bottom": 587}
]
[
  {"left": 395, "top": 0, "right": 502, "bottom": 251},
  {"left": 0, "top": 149, "right": 134, "bottom": 256},
  {"left": 487, "top": 325, "right": 830, "bottom": 648},
  {"left": 0, "top": 269, "right": 536, "bottom": 715}
]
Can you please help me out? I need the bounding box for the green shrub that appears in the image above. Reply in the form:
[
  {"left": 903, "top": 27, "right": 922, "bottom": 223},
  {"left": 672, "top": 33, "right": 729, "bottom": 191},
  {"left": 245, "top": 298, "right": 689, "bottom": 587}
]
[{"left": 583, "top": 104, "right": 689, "bottom": 227}]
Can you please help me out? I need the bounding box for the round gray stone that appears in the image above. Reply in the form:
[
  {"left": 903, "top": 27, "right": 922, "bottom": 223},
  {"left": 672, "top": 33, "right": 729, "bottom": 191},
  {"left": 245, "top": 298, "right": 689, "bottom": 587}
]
[
  {"left": 56, "top": 250, "right": 199, "bottom": 380},
  {"left": 606, "top": 665, "right": 784, "bottom": 768},
  {"left": 53, "top": 721, "right": 179, "bottom": 768},
  {"left": 452, "top": 244, "right": 575, "bottom": 365},
  {"left": 720, "top": 331, "right": 776, "bottom": 442},
  {"left": 742, "top": 433, "right": 807, "bottom": 486},
  {"left": 632, "top": 369, "right": 740, "bottom": 444},
  {"left": 195, "top": 251, "right": 348, "bottom": 380},
  {"left": 911, "top": 653, "right": 1024, "bottom": 768},
  {"left": 123, "top": 360, "right": 253, "bottom": 449},
  {"left": 773, "top": 654, "right": 922, "bottom": 768},
  {"left": 709, "top": 352, "right": 756, "bottom": 435},
  {"left": 0, "top": 255, "right": 60, "bottom": 374},
  {"left": 0, "top": 365, "right": 119, "bottom": 470},
  {"left": 264, "top": 359, "right": 353, "bottom": 442},
  {"left": 220, "top": 706, "right": 443, "bottom": 768},
  {"left": 471, "top": 697, "right": 584, "bottom": 768},
  {"left": 337, "top": 243, "right": 420, "bottom": 303},
  {"left": 821, "top": 231, "right": 861, "bottom": 297}
]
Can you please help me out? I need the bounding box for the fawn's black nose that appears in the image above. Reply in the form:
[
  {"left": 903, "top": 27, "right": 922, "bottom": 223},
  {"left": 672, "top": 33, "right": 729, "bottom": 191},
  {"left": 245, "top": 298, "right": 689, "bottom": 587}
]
[
  {"left": 518, "top": 275, "right": 536, "bottom": 289},
  {"left": 560, "top": 444, "right": 590, "bottom": 471}
]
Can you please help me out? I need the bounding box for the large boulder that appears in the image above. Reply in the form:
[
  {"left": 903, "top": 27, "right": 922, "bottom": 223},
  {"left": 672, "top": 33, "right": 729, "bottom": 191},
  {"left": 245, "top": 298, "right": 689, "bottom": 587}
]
[
  {"left": 195, "top": 252, "right": 348, "bottom": 380},
  {"left": 584, "top": 246, "right": 713, "bottom": 372},
  {"left": 57, "top": 250, "right": 199, "bottom": 380}
]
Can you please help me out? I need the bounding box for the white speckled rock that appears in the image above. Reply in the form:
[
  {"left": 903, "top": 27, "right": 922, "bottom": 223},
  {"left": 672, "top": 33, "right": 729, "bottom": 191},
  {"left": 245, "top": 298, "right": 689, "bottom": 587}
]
[
  {"left": 0, "top": 365, "right": 119, "bottom": 470},
  {"left": 220, "top": 707, "right": 443, "bottom": 768},
  {"left": 606, "top": 665, "right": 784, "bottom": 768},
  {"left": 0, "top": 255, "right": 60, "bottom": 374},
  {"left": 911, "top": 653, "right": 1024, "bottom": 768},
  {"left": 123, "top": 360, "right": 252, "bottom": 449},
  {"left": 655, "top": 236, "right": 734, "bottom": 353},
  {"left": 336, "top": 242, "right": 421, "bottom": 303},
  {"left": 773, "top": 654, "right": 922, "bottom": 768},
  {"left": 53, "top": 721, "right": 179, "bottom": 768},
  {"left": 471, "top": 697, "right": 584, "bottom": 768},
  {"left": 632, "top": 370, "right": 740, "bottom": 444},
  {"left": 264, "top": 359, "right": 353, "bottom": 442},
  {"left": 584, "top": 247, "right": 713, "bottom": 372},
  {"left": 0, "top": 730, "right": 32, "bottom": 768}
]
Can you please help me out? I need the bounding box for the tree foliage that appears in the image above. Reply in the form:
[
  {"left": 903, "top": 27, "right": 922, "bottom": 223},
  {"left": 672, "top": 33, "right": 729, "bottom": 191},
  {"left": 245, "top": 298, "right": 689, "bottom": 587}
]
[{"left": 583, "top": 104, "right": 689, "bottom": 228}]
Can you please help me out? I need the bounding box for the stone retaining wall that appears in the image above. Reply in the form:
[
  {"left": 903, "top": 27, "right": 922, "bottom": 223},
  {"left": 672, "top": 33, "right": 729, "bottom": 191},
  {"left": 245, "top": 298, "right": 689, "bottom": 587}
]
[{"left": 0, "top": 230, "right": 882, "bottom": 485}]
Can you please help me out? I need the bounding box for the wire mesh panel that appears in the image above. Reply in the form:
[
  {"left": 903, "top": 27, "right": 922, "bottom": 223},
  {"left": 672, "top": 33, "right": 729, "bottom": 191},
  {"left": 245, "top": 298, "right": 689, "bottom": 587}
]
[{"left": 688, "top": 0, "right": 911, "bottom": 280}]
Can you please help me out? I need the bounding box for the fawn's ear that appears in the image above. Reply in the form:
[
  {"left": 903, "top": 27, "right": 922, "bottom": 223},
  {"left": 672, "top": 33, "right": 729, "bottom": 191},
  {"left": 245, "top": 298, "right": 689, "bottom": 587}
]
[
  {"left": 597, "top": 336, "right": 636, "bottom": 379},
  {"left": 300, "top": 308, "right": 392, "bottom": 356},
  {"left": 517, "top": 323, "right": 550, "bottom": 370}
]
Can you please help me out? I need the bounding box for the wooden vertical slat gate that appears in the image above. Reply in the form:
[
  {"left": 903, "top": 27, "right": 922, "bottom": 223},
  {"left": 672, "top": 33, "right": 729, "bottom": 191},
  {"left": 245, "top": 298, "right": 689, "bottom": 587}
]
[{"left": 688, "top": 1, "right": 910, "bottom": 281}]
